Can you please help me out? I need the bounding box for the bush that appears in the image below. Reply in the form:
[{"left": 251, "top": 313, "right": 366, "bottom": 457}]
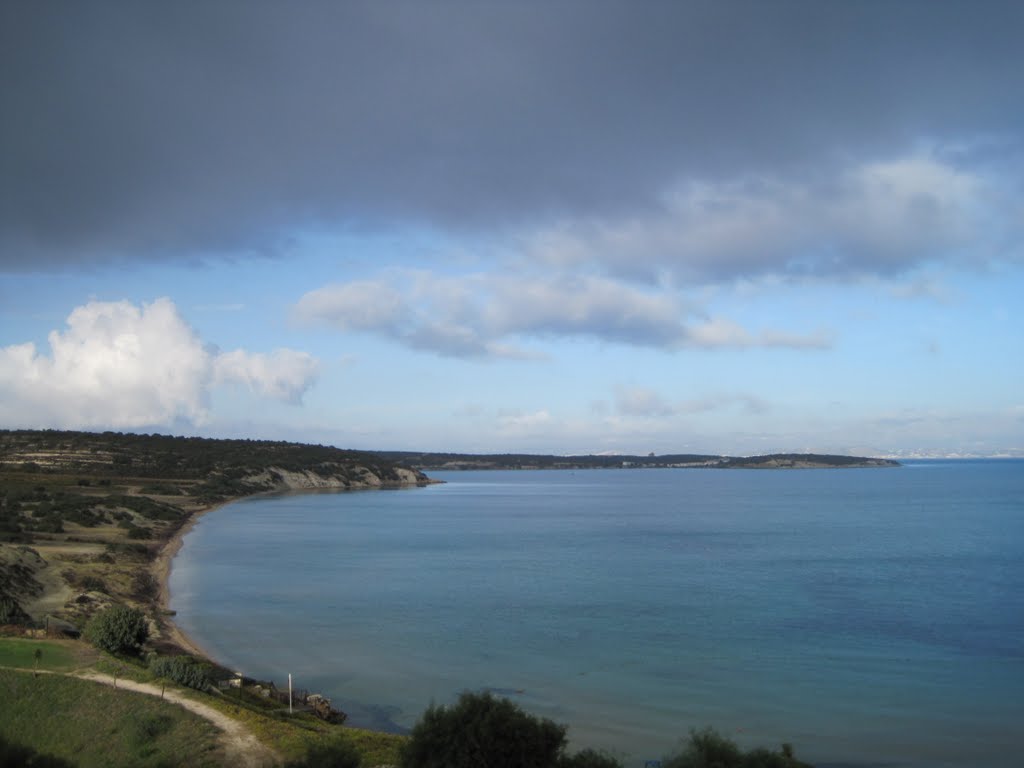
[
  {"left": 559, "top": 748, "right": 625, "bottom": 768},
  {"left": 126, "top": 524, "right": 152, "bottom": 539},
  {"left": 83, "top": 605, "right": 149, "bottom": 655},
  {"left": 285, "top": 734, "right": 362, "bottom": 768},
  {"left": 129, "top": 714, "right": 172, "bottom": 746},
  {"left": 400, "top": 691, "right": 567, "bottom": 768},
  {"left": 0, "top": 595, "right": 30, "bottom": 625},
  {"left": 79, "top": 575, "right": 108, "bottom": 593},
  {"left": 148, "top": 655, "right": 214, "bottom": 691},
  {"left": 662, "top": 728, "right": 812, "bottom": 768},
  {"left": 131, "top": 571, "right": 158, "bottom": 601}
]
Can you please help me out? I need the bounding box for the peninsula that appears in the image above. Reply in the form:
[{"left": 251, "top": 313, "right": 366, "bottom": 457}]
[{"left": 372, "top": 450, "right": 900, "bottom": 471}]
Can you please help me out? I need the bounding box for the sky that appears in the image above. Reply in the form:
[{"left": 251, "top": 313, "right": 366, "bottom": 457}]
[{"left": 1, "top": 0, "right": 1022, "bottom": 458}]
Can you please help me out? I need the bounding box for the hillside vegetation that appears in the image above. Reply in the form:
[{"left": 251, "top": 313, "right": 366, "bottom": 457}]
[
  {"left": 0, "top": 429, "right": 429, "bottom": 638},
  {"left": 2, "top": 429, "right": 430, "bottom": 503}
]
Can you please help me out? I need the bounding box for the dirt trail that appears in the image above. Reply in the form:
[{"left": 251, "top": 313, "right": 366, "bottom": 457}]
[{"left": 75, "top": 670, "right": 279, "bottom": 767}]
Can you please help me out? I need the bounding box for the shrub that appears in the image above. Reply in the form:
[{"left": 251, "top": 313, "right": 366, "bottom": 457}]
[
  {"left": 148, "top": 655, "right": 214, "bottom": 691},
  {"left": 126, "top": 525, "right": 152, "bottom": 539},
  {"left": 663, "top": 727, "right": 742, "bottom": 768},
  {"left": 104, "top": 541, "right": 152, "bottom": 560},
  {"left": 400, "top": 691, "right": 567, "bottom": 768},
  {"left": 662, "top": 728, "right": 812, "bottom": 768},
  {"left": 79, "top": 575, "right": 108, "bottom": 593},
  {"left": 83, "top": 605, "right": 149, "bottom": 655},
  {"left": 130, "top": 714, "right": 172, "bottom": 746},
  {"left": 559, "top": 748, "right": 625, "bottom": 768},
  {"left": 0, "top": 595, "right": 30, "bottom": 625},
  {"left": 285, "top": 734, "right": 362, "bottom": 768},
  {"left": 131, "top": 571, "right": 158, "bottom": 601}
]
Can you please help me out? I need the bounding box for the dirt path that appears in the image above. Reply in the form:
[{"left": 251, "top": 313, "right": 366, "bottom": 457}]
[{"left": 75, "top": 670, "right": 279, "bottom": 767}]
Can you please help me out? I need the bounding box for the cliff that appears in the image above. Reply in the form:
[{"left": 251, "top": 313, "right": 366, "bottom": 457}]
[{"left": 244, "top": 464, "right": 429, "bottom": 491}]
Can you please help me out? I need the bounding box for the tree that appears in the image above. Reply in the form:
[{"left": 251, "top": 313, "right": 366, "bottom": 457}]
[
  {"left": 400, "top": 691, "right": 568, "bottom": 768},
  {"left": 83, "top": 604, "right": 149, "bottom": 655}
]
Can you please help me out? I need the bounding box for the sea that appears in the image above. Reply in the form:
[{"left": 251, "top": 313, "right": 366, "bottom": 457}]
[{"left": 168, "top": 460, "right": 1024, "bottom": 767}]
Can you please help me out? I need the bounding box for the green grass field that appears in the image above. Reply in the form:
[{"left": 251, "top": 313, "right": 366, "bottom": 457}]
[
  {"left": 0, "top": 638, "right": 94, "bottom": 671},
  {"left": 0, "top": 668, "right": 223, "bottom": 767},
  {"left": 0, "top": 637, "right": 408, "bottom": 766}
]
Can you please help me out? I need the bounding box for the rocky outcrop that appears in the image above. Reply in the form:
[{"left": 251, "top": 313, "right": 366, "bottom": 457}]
[{"left": 244, "top": 464, "right": 432, "bottom": 492}]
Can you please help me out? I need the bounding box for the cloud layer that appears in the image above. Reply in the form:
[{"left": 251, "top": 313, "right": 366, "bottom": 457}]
[
  {"left": 525, "top": 154, "right": 1009, "bottom": 283},
  {"left": 294, "top": 271, "right": 827, "bottom": 357},
  {"left": 3, "top": 2, "right": 1021, "bottom": 269},
  {"left": 0, "top": 298, "right": 318, "bottom": 428}
]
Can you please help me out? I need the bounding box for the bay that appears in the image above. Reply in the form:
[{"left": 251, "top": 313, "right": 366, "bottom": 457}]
[{"left": 169, "top": 460, "right": 1024, "bottom": 767}]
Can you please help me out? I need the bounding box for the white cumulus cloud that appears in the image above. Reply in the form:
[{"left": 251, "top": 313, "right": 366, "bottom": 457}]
[
  {"left": 213, "top": 348, "right": 320, "bottom": 404},
  {"left": 0, "top": 298, "right": 319, "bottom": 429}
]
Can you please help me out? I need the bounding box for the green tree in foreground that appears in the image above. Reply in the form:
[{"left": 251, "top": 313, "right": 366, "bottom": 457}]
[
  {"left": 400, "top": 691, "right": 624, "bottom": 768},
  {"left": 400, "top": 691, "right": 566, "bottom": 768},
  {"left": 663, "top": 727, "right": 812, "bottom": 768},
  {"left": 83, "top": 604, "right": 149, "bottom": 655}
]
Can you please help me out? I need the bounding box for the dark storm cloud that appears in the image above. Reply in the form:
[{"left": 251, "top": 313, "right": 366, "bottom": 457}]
[{"left": 2, "top": 0, "right": 1021, "bottom": 269}]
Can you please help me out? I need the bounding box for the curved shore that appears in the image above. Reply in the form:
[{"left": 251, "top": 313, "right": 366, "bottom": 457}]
[
  {"left": 151, "top": 478, "right": 440, "bottom": 663},
  {"left": 153, "top": 501, "right": 225, "bottom": 659}
]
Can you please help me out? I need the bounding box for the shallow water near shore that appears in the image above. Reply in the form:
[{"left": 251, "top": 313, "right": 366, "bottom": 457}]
[{"left": 170, "top": 460, "right": 1023, "bottom": 767}]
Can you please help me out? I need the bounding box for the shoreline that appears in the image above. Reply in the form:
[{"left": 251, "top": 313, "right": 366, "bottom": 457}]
[
  {"left": 151, "top": 480, "right": 436, "bottom": 664},
  {"left": 153, "top": 500, "right": 229, "bottom": 660}
]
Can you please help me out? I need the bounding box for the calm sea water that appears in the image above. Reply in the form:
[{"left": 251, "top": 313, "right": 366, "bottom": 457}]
[{"left": 169, "top": 461, "right": 1024, "bottom": 767}]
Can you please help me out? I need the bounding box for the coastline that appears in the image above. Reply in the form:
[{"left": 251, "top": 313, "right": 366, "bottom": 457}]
[
  {"left": 150, "top": 480, "right": 436, "bottom": 664},
  {"left": 153, "top": 500, "right": 227, "bottom": 659}
]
